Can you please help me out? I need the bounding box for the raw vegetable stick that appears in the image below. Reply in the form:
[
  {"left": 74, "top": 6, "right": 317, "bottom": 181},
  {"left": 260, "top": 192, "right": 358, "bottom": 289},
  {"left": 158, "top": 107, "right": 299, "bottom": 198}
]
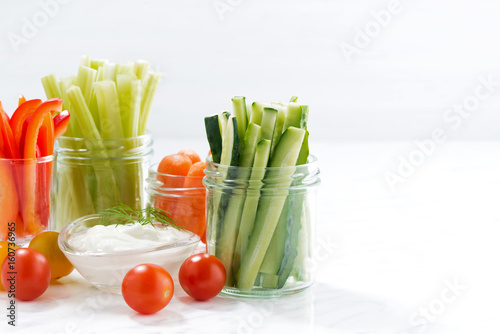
[
  {"left": 259, "top": 103, "right": 310, "bottom": 288},
  {"left": 94, "top": 80, "right": 124, "bottom": 139},
  {"left": 117, "top": 74, "right": 142, "bottom": 138},
  {"left": 139, "top": 72, "right": 161, "bottom": 135},
  {"left": 67, "top": 86, "right": 120, "bottom": 212},
  {"left": 237, "top": 127, "right": 305, "bottom": 290},
  {"left": 216, "top": 123, "right": 261, "bottom": 285},
  {"left": 231, "top": 138, "right": 270, "bottom": 278}
]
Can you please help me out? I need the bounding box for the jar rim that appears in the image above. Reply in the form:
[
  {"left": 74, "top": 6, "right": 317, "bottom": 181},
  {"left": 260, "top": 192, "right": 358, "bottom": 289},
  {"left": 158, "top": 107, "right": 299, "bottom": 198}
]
[
  {"left": 0, "top": 155, "right": 54, "bottom": 163},
  {"left": 58, "top": 131, "right": 152, "bottom": 143},
  {"left": 205, "top": 154, "right": 318, "bottom": 171}
]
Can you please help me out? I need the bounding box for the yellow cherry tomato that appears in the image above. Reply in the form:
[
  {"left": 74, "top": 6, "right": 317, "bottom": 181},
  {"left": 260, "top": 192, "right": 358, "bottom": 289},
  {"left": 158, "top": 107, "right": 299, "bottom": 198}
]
[
  {"left": 0, "top": 241, "right": 20, "bottom": 290},
  {"left": 29, "top": 232, "right": 74, "bottom": 281}
]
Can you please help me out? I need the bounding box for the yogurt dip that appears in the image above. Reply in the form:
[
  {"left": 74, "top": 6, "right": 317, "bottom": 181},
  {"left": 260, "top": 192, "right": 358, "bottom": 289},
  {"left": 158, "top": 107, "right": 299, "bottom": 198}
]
[
  {"left": 59, "top": 216, "right": 200, "bottom": 294},
  {"left": 68, "top": 223, "right": 192, "bottom": 253}
]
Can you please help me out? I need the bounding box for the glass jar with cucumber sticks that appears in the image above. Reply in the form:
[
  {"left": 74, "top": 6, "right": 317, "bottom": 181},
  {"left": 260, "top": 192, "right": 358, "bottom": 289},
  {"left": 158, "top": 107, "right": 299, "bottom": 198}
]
[
  {"left": 204, "top": 155, "right": 320, "bottom": 297},
  {"left": 203, "top": 96, "right": 321, "bottom": 297},
  {"left": 51, "top": 134, "right": 153, "bottom": 231}
]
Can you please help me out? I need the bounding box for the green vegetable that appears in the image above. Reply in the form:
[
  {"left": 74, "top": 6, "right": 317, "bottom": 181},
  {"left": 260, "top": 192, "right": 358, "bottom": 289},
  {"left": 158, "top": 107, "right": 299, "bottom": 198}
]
[
  {"left": 204, "top": 96, "right": 311, "bottom": 291},
  {"left": 42, "top": 56, "right": 160, "bottom": 230},
  {"left": 99, "top": 204, "right": 180, "bottom": 229}
]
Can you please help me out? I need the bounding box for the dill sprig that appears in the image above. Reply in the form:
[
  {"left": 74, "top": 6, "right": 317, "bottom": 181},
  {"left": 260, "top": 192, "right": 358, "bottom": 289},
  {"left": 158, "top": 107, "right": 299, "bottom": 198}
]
[{"left": 99, "top": 204, "right": 182, "bottom": 230}]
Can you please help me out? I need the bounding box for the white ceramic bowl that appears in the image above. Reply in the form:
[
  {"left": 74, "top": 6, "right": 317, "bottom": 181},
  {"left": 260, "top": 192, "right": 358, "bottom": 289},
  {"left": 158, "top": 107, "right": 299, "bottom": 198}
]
[{"left": 58, "top": 214, "right": 200, "bottom": 294}]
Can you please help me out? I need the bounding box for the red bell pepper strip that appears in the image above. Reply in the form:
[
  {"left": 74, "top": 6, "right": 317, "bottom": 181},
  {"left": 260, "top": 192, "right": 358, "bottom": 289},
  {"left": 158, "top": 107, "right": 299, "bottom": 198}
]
[
  {"left": 9, "top": 99, "right": 42, "bottom": 153},
  {"left": 18, "top": 95, "right": 26, "bottom": 106},
  {"left": 0, "top": 102, "right": 20, "bottom": 160},
  {"left": 23, "top": 99, "right": 60, "bottom": 234},
  {"left": 0, "top": 150, "right": 19, "bottom": 240},
  {"left": 53, "top": 110, "right": 70, "bottom": 140}
]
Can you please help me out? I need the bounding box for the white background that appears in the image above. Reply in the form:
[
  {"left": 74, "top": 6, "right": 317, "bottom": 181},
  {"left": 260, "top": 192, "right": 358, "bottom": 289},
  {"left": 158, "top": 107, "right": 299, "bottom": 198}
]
[
  {"left": 1, "top": 1, "right": 500, "bottom": 333},
  {"left": 1, "top": 0, "right": 500, "bottom": 142}
]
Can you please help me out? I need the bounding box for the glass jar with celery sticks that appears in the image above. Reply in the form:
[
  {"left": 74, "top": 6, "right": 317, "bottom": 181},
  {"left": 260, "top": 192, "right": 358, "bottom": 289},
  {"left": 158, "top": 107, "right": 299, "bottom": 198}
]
[
  {"left": 42, "top": 56, "right": 160, "bottom": 231},
  {"left": 203, "top": 96, "right": 321, "bottom": 297}
]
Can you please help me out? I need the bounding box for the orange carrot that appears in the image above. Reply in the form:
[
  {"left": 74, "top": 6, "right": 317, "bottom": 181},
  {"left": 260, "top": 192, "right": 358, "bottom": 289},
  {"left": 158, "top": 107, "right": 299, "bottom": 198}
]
[
  {"left": 157, "top": 154, "right": 192, "bottom": 188},
  {"left": 178, "top": 148, "right": 201, "bottom": 164}
]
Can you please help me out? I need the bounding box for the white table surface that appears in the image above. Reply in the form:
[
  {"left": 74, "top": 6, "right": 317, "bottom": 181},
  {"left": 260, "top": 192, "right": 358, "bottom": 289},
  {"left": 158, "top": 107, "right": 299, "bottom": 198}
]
[{"left": 2, "top": 140, "right": 499, "bottom": 334}]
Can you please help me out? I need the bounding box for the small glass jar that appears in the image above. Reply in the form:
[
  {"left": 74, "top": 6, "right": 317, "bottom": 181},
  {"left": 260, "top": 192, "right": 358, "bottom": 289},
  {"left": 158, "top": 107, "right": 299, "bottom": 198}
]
[
  {"left": 204, "top": 155, "right": 320, "bottom": 297},
  {"left": 51, "top": 134, "right": 153, "bottom": 231},
  {"left": 0, "top": 155, "right": 54, "bottom": 245},
  {"left": 146, "top": 164, "right": 207, "bottom": 244}
]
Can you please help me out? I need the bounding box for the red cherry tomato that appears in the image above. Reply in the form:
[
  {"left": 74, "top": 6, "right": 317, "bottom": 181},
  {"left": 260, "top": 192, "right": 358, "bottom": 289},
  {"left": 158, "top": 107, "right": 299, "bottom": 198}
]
[
  {"left": 122, "top": 264, "right": 174, "bottom": 314},
  {"left": 178, "top": 253, "right": 226, "bottom": 301},
  {"left": 1, "top": 248, "right": 51, "bottom": 301}
]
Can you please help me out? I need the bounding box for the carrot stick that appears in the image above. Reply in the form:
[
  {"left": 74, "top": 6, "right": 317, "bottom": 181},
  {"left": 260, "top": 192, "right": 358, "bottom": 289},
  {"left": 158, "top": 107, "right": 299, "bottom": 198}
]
[{"left": 0, "top": 152, "right": 18, "bottom": 240}]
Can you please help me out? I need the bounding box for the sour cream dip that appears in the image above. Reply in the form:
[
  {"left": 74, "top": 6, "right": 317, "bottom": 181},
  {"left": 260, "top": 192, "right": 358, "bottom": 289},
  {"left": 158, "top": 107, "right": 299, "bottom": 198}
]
[{"left": 68, "top": 223, "right": 193, "bottom": 253}]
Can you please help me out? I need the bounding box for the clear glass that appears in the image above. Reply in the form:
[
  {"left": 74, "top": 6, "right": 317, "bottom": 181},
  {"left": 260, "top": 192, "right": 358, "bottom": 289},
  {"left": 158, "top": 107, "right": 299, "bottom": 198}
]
[
  {"left": 204, "top": 155, "right": 320, "bottom": 297},
  {"left": 58, "top": 214, "right": 199, "bottom": 294},
  {"left": 0, "top": 155, "right": 54, "bottom": 245},
  {"left": 51, "top": 134, "right": 153, "bottom": 231},
  {"left": 146, "top": 163, "right": 207, "bottom": 244}
]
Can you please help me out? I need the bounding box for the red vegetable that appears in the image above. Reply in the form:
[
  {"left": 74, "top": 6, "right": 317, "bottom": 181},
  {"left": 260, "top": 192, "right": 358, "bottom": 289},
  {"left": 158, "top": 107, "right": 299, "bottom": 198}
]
[
  {"left": 1, "top": 248, "right": 51, "bottom": 301},
  {"left": 122, "top": 264, "right": 174, "bottom": 314},
  {"left": 23, "top": 99, "right": 60, "bottom": 234},
  {"left": 53, "top": 110, "right": 70, "bottom": 140},
  {"left": 178, "top": 253, "right": 226, "bottom": 301},
  {"left": 9, "top": 99, "right": 42, "bottom": 153},
  {"left": 0, "top": 103, "right": 20, "bottom": 159}
]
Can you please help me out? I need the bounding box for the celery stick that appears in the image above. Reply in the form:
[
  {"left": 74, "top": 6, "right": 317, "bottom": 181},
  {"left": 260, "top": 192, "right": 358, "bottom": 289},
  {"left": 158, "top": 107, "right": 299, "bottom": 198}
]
[
  {"left": 94, "top": 80, "right": 124, "bottom": 139},
  {"left": 133, "top": 60, "right": 150, "bottom": 81},
  {"left": 232, "top": 96, "right": 248, "bottom": 148},
  {"left": 216, "top": 123, "right": 261, "bottom": 285},
  {"left": 76, "top": 66, "right": 97, "bottom": 105},
  {"left": 237, "top": 127, "right": 305, "bottom": 290},
  {"left": 103, "top": 63, "right": 117, "bottom": 81},
  {"left": 80, "top": 55, "right": 91, "bottom": 67},
  {"left": 289, "top": 95, "right": 298, "bottom": 103},
  {"left": 231, "top": 139, "right": 271, "bottom": 277},
  {"left": 41, "top": 74, "right": 62, "bottom": 101},
  {"left": 66, "top": 86, "right": 101, "bottom": 141},
  {"left": 90, "top": 59, "right": 107, "bottom": 70},
  {"left": 67, "top": 86, "right": 120, "bottom": 211},
  {"left": 116, "top": 75, "right": 143, "bottom": 209},
  {"left": 59, "top": 76, "right": 82, "bottom": 138},
  {"left": 139, "top": 72, "right": 160, "bottom": 135},
  {"left": 117, "top": 74, "right": 142, "bottom": 138},
  {"left": 116, "top": 63, "right": 134, "bottom": 76},
  {"left": 76, "top": 66, "right": 99, "bottom": 132}
]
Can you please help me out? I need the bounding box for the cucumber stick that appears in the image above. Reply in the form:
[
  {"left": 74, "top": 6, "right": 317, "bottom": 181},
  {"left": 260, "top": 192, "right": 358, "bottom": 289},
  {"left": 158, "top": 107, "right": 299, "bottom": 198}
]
[
  {"left": 237, "top": 127, "right": 305, "bottom": 290},
  {"left": 261, "top": 104, "right": 310, "bottom": 287},
  {"left": 231, "top": 139, "right": 271, "bottom": 276},
  {"left": 216, "top": 123, "right": 261, "bottom": 285},
  {"left": 210, "top": 116, "right": 240, "bottom": 254},
  {"left": 204, "top": 115, "right": 223, "bottom": 163},
  {"left": 232, "top": 96, "right": 248, "bottom": 150},
  {"left": 261, "top": 108, "right": 277, "bottom": 141}
]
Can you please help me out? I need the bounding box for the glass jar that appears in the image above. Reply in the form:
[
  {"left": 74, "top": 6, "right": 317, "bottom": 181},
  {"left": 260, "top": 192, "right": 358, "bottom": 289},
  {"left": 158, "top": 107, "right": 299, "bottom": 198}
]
[
  {"left": 146, "top": 164, "right": 207, "bottom": 244},
  {"left": 0, "top": 155, "right": 54, "bottom": 245},
  {"left": 51, "top": 134, "right": 153, "bottom": 231},
  {"left": 204, "top": 155, "right": 320, "bottom": 297}
]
